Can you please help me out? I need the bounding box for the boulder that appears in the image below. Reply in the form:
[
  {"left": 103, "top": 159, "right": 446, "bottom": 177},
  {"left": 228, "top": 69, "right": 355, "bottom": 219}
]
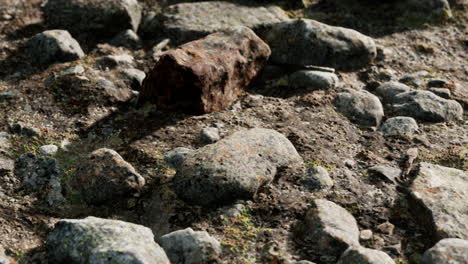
[
  {"left": 159, "top": 228, "right": 222, "bottom": 264},
  {"left": 379, "top": 117, "right": 419, "bottom": 136},
  {"left": 173, "top": 128, "right": 303, "bottom": 206},
  {"left": 375, "top": 81, "right": 412, "bottom": 105},
  {"left": 422, "top": 238, "right": 468, "bottom": 264},
  {"left": 289, "top": 70, "right": 339, "bottom": 90},
  {"left": 409, "top": 163, "right": 468, "bottom": 240},
  {"left": 334, "top": 89, "right": 384, "bottom": 127},
  {"left": 139, "top": 26, "right": 270, "bottom": 114},
  {"left": 73, "top": 148, "right": 145, "bottom": 205},
  {"left": 337, "top": 246, "right": 395, "bottom": 264},
  {"left": 263, "top": 19, "right": 377, "bottom": 69},
  {"left": 24, "top": 30, "right": 84, "bottom": 65},
  {"left": 47, "top": 217, "right": 170, "bottom": 264},
  {"left": 141, "top": 1, "right": 289, "bottom": 43}
]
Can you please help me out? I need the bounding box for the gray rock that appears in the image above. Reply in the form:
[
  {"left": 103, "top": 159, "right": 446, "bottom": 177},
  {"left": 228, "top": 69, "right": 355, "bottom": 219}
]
[
  {"left": 0, "top": 246, "right": 9, "bottom": 264},
  {"left": 337, "top": 246, "right": 395, "bottom": 264},
  {"left": 61, "top": 65, "right": 85, "bottom": 76},
  {"left": 25, "top": 30, "right": 84, "bottom": 65},
  {"left": 422, "top": 238, "right": 468, "bottom": 264},
  {"left": 334, "top": 89, "right": 384, "bottom": 127},
  {"left": 406, "top": 0, "right": 451, "bottom": 14},
  {"left": 39, "top": 145, "right": 58, "bottom": 156},
  {"left": 379, "top": 117, "right": 419, "bottom": 136},
  {"left": 164, "top": 147, "right": 194, "bottom": 169},
  {"left": 399, "top": 71, "right": 429, "bottom": 88},
  {"left": 44, "top": 0, "right": 142, "bottom": 39},
  {"left": 375, "top": 81, "right": 412, "bottom": 105},
  {"left": 428, "top": 88, "right": 451, "bottom": 99},
  {"left": 0, "top": 89, "right": 18, "bottom": 100},
  {"left": 143, "top": 1, "right": 289, "bottom": 43},
  {"left": 200, "top": 127, "right": 220, "bottom": 144},
  {"left": 409, "top": 162, "right": 468, "bottom": 240},
  {"left": 73, "top": 148, "right": 145, "bottom": 205},
  {"left": 120, "top": 68, "right": 145, "bottom": 90},
  {"left": 368, "top": 165, "right": 402, "bottom": 184},
  {"left": 159, "top": 228, "right": 221, "bottom": 264},
  {"left": 360, "top": 230, "right": 373, "bottom": 241},
  {"left": 47, "top": 216, "right": 170, "bottom": 264},
  {"left": 391, "top": 90, "right": 463, "bottom": 122},
  {"left": 263, "top": 19, "right": 376, "bottom": 69},
  {"left": 0, "top": 132, "right": 14, "bottom": 177},
  {"left": 110, "top": 29, "right": 142, "bottom": 49},
  {"left": 289, "top": 70, "right": 339, "bottom": 90},
  {"left": 10, "top": 122, "right": 41, "bottom": 137},
  {"left": 427, "top": 79, "right": 449, "bottom": 88},
  {"left": 173, "top": 128, "right": 303, "bottom": 206},
  {"left": 299, "top": 199, "right": 360, "bottom": 257},
  {"left": 303, "top": 166, "right": 334, "bottom": 191},
  {"left": 96, "top": 54, "right": 134, "bottom": 69}
]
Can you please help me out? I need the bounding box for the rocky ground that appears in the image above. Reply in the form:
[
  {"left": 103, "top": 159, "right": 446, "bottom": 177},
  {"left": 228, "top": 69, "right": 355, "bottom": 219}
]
[{"left": 0, "top": 0, "right": 467, "bottom": 263}]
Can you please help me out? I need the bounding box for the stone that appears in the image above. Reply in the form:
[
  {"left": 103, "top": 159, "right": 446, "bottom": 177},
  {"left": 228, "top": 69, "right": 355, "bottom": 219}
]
[
  {"left": 334, "top": 89, "right": 384, "bottom": 127},
  {"left": 289, "top": 70, "right": 339, "bottom": 90},
  {"left": 303, "top": 166, "right": 334, "bottom": 191},
  {"left": 379, "top": 117, "right": 419, "bottom": 137},
  {"left": 142, "top": 1, "right": 289, "bottom": 43},
  {"left": 428, "top": 88, "right": 451, "bottom": 99},
  {"left": 399, "top": 71, "right": 429, "bottom": 88},
  {"left": 409, "top": 162, "right": 468, "bottom": 240},
  {"left": 406, "top": 0, "right": 451, "bottom": 14},
  {"left": 110, "top": 29, "right": 142, "bottom": 49},
  {"left": 47, "top": 216, "right": 170, "bottom": 264},
  {"left": 159, "top": 228, "right": 222, "bottom": 264},
  {"left": 39, "top": 145, "right": 58, "bottom": 156},
  {"left": 200, "top": 127, "right": 220, "bottom": 144},
  {"left": 96, "top": 54, "right": 134, "bottom": 69},
  {"left": 62, "top": 65, "right": 85, "bottom": 75},
  {"left": 164, "top": 147, "right": 194, "bottom": 169},
  {"left": 43, "top": 0, "right": 142, "bottom": 40},
  {"left": 298, "top": 199, "right": 360, "bottom": 257},
  {"left": 391, "top": 90, "right": 463, "bottom": 122},
  {"left": 10, "top": 122, "right": 41, "bottom": 137},
  {"left": 427, "top": 79, "right": 449, "bottom": 88},
  {"left": 263, "top": 19, "right": 376, "bottom": 70},
  {"left": 140, "top": 26, "right": 270, "bottom": 114},
  {"left": 120, "top": 68, "right": 146, "bottom": 90},
  {"left": 173, "top": 128, "right": 303, "bottom": 207},
  {"left": 422, "top": 238, "right": 468, "bottom": 264},
  {"left": 375, "top": 81, "right": 412, "bottom": 105},
  {"left": 377, "top": 222, "right": 395, "bottom": 235},
  {"left": 337, "top": 246, "right": 395, "bottom": 264},
  {"left": 0, "top": 246, "right": 9, "bottom": 264},
  {"left": 368, "top": 165, "right": 402, "bottom": 184},
  {"left": 0, "top": 132, "right": 14, "bottom": 177},
  {"left": 25, "top": 30, "right": 84, "bottom": 65},
  {"left": 72, "top": 148, "right": 145, "bottom": 205},
  {"left": 360, "top": 230, "right": 373, "bottom": 241}
]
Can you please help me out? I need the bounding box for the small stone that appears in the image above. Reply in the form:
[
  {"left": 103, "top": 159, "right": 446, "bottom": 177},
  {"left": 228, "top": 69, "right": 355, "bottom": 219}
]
[
  {"left": 427, "top": 79, "right": 449, "bottom": 88},
  {"left": 421, "top": 238, "right": 468, "bottom": 264},
  {"left": 289, "top": 70, "right": 339, "bottom": 90},
  {"left": 399, "top": 71, "right": 429, "bottom": 88},
  {"left": 0, "top": 245, "right": 10, "bottom": 264},
  {"left": 110, "top": 29, "right": 142, "bottom": 49},
  {"left": 61, "top": 65, "right": 85, "bottom": 75},
  {"left": 334, "top": 89, "right": 384, "bottom": 127},
  {"left": 0, "top": 89, "right": 18, "bottom": 100},
  {"left": 379, "top": 117, "right": 419, "bottom": 137},
  {"left": 96, "top": 54, "right": 134, "bottom": 69},
  {"left": 303, "top": 166, "right": 334, "bottom": 191},
  {"left": 344, "top": 159, "right": 357, "bottom": 168},
  {"left": 200, "top": 127, "right": 220, "bottom": 144},
  {"left": 428, "top": 88, "right": 451, "bottom": 99},
  {"left": 164, "top": 147, "right": 194, "bottom": 169},
  {"left": 120, "top": 68, "right": 146, "bottom": 90},
  {"left": 377, "top": 222, "right": 395, "bottom": 235},
  {"left": 219, "top": 203, "right": 245, "bottom": 219},
  {"left": 337, "top": 246, "right": 396, "bottom": 264},
  {"left": 10, "top": 122, "right": 41, "bottom": 137},
  {"left": 360, "top": 229, "right": 373, "bottom": 241},
  {"left": 368, "top": 165, "right": 402, "bottom": 184},
  {"left": 39, "top": 145, "right": 58, "bottom": 156},
  {"left": 375, "top": 81, "right": 411, "bottom": 105}
]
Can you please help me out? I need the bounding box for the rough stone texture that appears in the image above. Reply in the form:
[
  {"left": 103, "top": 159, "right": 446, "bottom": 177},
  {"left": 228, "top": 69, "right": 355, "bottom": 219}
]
[
  {"left": 73, "top": 148, "right": 145, "bottom": 205},
  {"left": 406, "top": 0, "right": 451, "bottom": 14},
  {"left": 164, "top": 147, "right": 194, "bottom": 169},
  {"left": 10, "top": 122, "right": 41, "bottom": 137},
  {"left": 337, "top": 246, "right": 395, "bottom": 264},
  {"left": 368, "top": 165, "right": 402, "bottom": 184},
  {"left": 399, "top": 70, "right": 429, "bottom": 88},
  {"left": 298, "top": 199, "right": 360, "bottom": 257},
  {"left": 140, "top": 26, "right": 271, "bottom": 114},
  {"left": 159, "top": 228, "right": 222, "bottom": 264},
  {"left": 379, "top": 117, "right": 419, "bottom": 136},
  {"left": 47, "top": 217, "right": 170, "bottom": 264},
  {"left": 303, "top": 166, "right": 334, "bottom": 191},
  {"left": 200, "top": 127, "right": 220, "bottom": 144},
  {"left": 334, "top": 89, "right": 384, "bottom": 127},
  {"left": 428, "top": 88, "right": 451, "bottom": 99},
  {"left": 263, "top": 19, "right": 376, "bottom": 69},
  {"left": 142, "top": 1, "right": 290, "bottom": 43},
  {"left": 0, "top": 132, "right": 14, "bottom": 177},
  {"left": 0, "top": 246, "right": 9, "bottom": 264},
  {"left": 39, "top": 145, "right": 59, "bottom": 156},
  {"left": 110, "top": 29, "right": 142, "bottom": 49},
  {"left": 391, "top": 90, "right": 463, "bottom": 122},
  {"left": 24, "top": 30, "right": 84, "bottom": 65},
  {"left": 120, "top": 68, "right": 146, "bottom": 90},
  {"left": 409, "top": 162, "right": 468, "bottom": 240},
  {"left": 289, "top": 70, "right": 339, "bottom": 90},
  {"left": 422, "top": 238, "right": 468, "bottom": 264},
  {"left": 43, "top": 0, "right": 142, "bottom": 39},
  {"left": 375, "top": 81, "right": 412, "bottom": 105},
  {"left": 96, "top": 54, "right": 134, "bottom": 69},
  {"left": 173, "top": 128, "right": 303, "bottom": 206}
]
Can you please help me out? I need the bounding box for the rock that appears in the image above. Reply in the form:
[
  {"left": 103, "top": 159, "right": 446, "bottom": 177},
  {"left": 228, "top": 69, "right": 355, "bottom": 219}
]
[
  {"left": 120, "top": 68, "right": 146, "bottom": 90},
  {"left": 427, "top": 79, "right": 449, "bottom": 88},
  {"left": 421, "top": 238, "right": 468, "bottom": 264},
  {"left": 399, "top": 71, "right": 429, "bottom": 88},
  {"left": 44, "top": 0, "right": 142, "bottom": 40},
  {"left": 391, "top": 90, "right": 463, "bottom": 122},
  {"left": 360, "top": 230, "right": 373, "bottom": 241},
  {"left": 368, "top": 165, "right": 402, "bottom": 184},
  {"left": 110, "top": 29, "right": 142, "bottom": 49},
  {"left": 96, "top": 54, "right": 134, "bottom": 69},
  {"left": 142, "top": 1, "right": 289, "bottom": 43},
  {"left": 263, "top": 19, "right": 377, "bottom": 70},
  {"left": 299, "top": 199, "right": 360, "bottom": 257},
  {"left": 303, "top": 166, "right": 334, "bottom": 191},
  {"left": 47, "top": 216, "right": 170, "bottom": 264},
  {"left": 164, "top": 147, "right": 194, "bottom": 169},
  {"left": 62, "top": 65, "right": 85, "bottom": 75},
  {"left": 140, "top": 26, "right": 270, "bottom": 114},
  {"left": 379, "top": 117, "right": 419, "bottom": 136},
  {"left": 377, "top": 222, "right": 395, "bottom": 235},
  {"left": 406, "top": 0, "right": 451, "bottom": 14},
  {"left": 334, "top": 89, "right": 384, "bottom": 127},
  {"left": 173, "top": 128, "right": 303, "bottom": 206},
  {"left": 73, "top": 148, "right": 145, "bottom": 205},
  {"left": 159, "top": 228, "right": 222, "bottom": 264},
  {"left": 10, "top": 122, "right": 41, "bottom": 137},
  {"left": 24, "top": 30, "right": 84, "bottom": 65},
  {"left": 200, "top": 127, "right": 220, "bottom": 144},
  {"left": 409, "top": 162, "right": 468, "bottom": 240},
  {"left": 0, "top": 246, "right": 9, "bottom": 264},
  {"left": 428, "top": 88, "right": 451, "bottom": 99},
  {"left": 0, "top": 132, "right": 14, "bottom": 177},
  {"left": 293, "top": 261, "right": 317, "bottom": 264},
  {"left": 337, "top": 246, "right": 395, "bottom": 264},
  {"left": 289, "top": 70, "right": 339, "bottom": 90},
  {"left": 38, "top": 145, "right": 58, "bottom": 156},
  {"left": 375, "top": 81, "right": 412, "bottom": 105}
]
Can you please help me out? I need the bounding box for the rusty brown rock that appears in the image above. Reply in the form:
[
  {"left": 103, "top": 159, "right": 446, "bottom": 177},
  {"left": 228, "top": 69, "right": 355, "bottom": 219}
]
[{"left": 139, "top": 26, "right": 271, "bottom": 114}]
